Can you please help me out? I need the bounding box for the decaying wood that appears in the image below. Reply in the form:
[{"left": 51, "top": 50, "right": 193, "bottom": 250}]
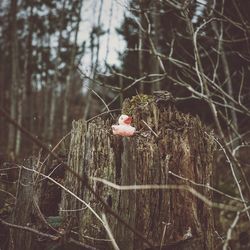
[
  {"left": 61, "top": 94, "right": 216, "bottom": 250},
  {"left": 11, "top": 158, "right": 38, "bottom": 250}
]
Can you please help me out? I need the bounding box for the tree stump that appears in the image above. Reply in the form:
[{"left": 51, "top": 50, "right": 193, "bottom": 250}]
[
  {"left": 60, "top": 94, "right": 216, "bottom": 250},
  {"left": 10, "top": 158, "right": 39, "bottom": 250}
]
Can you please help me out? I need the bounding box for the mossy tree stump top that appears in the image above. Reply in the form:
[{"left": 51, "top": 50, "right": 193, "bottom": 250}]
[{"left": 61, "top": 94, "right": 216, "bottom": 250}]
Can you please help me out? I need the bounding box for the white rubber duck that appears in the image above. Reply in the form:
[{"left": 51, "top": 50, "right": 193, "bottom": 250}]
[{"left": 112, "top": 114, "right": 136, "bottom": 137}]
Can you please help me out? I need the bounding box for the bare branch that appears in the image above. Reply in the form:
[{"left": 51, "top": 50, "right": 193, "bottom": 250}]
[
  {"left": 102, "top": 214, "right": 119, "bottom": 250},
  {"left": 91, "top": 176, "right": 241, "bottom": 212}
]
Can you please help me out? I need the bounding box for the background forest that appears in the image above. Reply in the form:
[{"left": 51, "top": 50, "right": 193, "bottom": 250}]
[{"left": 1, "top": 0, "right": 250, "bottom": 249}]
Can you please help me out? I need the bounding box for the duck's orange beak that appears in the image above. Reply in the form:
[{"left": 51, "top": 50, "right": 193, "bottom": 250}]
[{"left": 124, "top": 116, "right": 132, "bottom": 125}]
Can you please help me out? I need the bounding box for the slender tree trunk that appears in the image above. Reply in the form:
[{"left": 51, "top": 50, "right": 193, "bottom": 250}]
[
  {"left": 0, "top": 53, "right": 4, "bottom": 147},
  {"left": 15, "top": 86, "right": 24, "bottom": 156},
  {"left": 138, "top": 0, "right": 145, "bottom": 93},
  {"left": 119, "top": 71, "right": 124, "bottom": 106},
  {"left": 43, "top": 34, "right": 51, "bottom": 141},
  {"left": 23, "top": 1, "right": 34, "bottom": 148},
  {"left": 139, "top": 1, "right": 161, "bottom": 94},
  {"left": 62, "top": 75, "right": 71, "bottom": 133},
  {"left": 149, "top": 0, "right": 161, "bottom": 92},
  {"left": 43, "top": 81, "right": 50, "bottom": 140},
  {"left": 220, "top": 51, "right": 239, "bottom": 144},
  {"left": 48, "top": 0, "right": 67, "bottom": 142},
  {"left": 61, "top": 94, "right": 216, "bottom": 250},
  {"left": 8, "top": 0, "right": 19, "bottom": 156},
  {"left": 212, "top": 21, "right": 239, "bottom": 149},
  {"left": 83, "top": 0, "right": 103, "bottom": 120},
  {"left": 48, "top": 86, "right": 57, "bottom": 142},
  {"left": 62, "top": 0, "right": 83, "bottom": 134}
]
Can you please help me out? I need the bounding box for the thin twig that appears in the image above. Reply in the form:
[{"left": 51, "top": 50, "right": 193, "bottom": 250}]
[
  {"left": 209, "top": 133, "right": 250, "bottom": 220},
  {"left": 0, "top": 218, "right": 58, "bottom": 240},
  {"left": 91, "top": 177, "right": 240, "bottom": 211},
  {"left": 142, "top": 120, "right": 158, "bottom": 138},
  {"left": 0, "top": 218, "right": 98, "bottom": 250},
  {"left": 41, "top": 131, "right": 71, "bottom": 167},
  {"left": 102, "top": 213, "right": 120, "bottom": 250},
  {"left": 160, "top": 222, "right": 168, "bottom": 250},
  {"left": 169, "top": 171, "right": 247, "bottom": 203},
  {"left": 0, "top": 188, "right": 16, "bottom": 200},
  {"left": 222, "top": 211, "right": 240, "bottom": 250}
]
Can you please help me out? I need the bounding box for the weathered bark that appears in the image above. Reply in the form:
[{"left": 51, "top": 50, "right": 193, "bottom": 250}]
[
  {"left": 11, "top": 158, "right": 40, "bottom": 250},
  {"left": 61, "top": 94, "right": 216, "bottom": 250},
  {"left": 60, "top": 121, "right": 87, "bottom": 216}
]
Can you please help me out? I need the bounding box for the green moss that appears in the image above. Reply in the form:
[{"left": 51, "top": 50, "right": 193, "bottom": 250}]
[{"left": 122, "top": 94, "right": 155, "bottom": 115}]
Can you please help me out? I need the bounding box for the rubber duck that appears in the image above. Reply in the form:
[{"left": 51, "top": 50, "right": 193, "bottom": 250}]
[{"left": 112, "top": 114, "right": 136, "bottom": 136}]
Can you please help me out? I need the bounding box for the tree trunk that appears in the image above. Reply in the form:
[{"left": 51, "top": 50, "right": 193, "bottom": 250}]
[
  {"left": 47, "top": 0, "right": 67, "bottom": 142},
  {"left": 23, "top": 1, "right": 34, "bottom": 154},
  {"left": 11, "top": 158, "right": 41, "bottom": 250},
  {"left": 83, "top": 0, "right": 104, "bottom": 120},
  {"left": 149, "top": 0, "right": 161, "bottom": 92},
  {"left": 61, "top": 94, "right": 216, "bottom": 250},
  {"left": 0, "top": 53, "right": 5, "bottom": 148},
  {"left": 14, "top": 88, "right": 24, "bottom": 156},
  {"left": 62, "top": 0, "right": 83, "bottom": 134},
  {"left": 48, "top": 84, "right": 57, "bottom": 142},
  {"left": 211, "top": 21, "right": 239, "bottom": 149},
  {"left": 8, "top": 0, "right": 19, "bottom": 155},
  {"left": 138, "top": 0, "right": 145, "bottom": 94}
]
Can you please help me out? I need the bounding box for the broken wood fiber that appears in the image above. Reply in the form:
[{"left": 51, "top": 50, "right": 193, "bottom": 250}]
[{"left": 60, "top": 94, "right": 216, "bottom": 250}]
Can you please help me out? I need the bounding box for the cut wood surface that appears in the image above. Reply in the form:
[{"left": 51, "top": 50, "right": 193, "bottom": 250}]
[{"left": 61, "top": 94, "right": 216, "bottom": 250}]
